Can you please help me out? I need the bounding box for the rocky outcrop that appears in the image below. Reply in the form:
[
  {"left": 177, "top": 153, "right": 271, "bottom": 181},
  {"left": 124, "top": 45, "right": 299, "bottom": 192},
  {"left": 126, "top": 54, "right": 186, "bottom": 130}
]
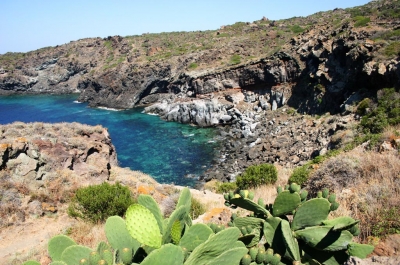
[
  {"left": 0, "top": 122, "right": 117, "bottom": 190},
  {"left": 285, "top": 22, "right": 400, "bottom": 114},
  {"left": 201, "top": 107, "right": 357, "bottom": 182}
]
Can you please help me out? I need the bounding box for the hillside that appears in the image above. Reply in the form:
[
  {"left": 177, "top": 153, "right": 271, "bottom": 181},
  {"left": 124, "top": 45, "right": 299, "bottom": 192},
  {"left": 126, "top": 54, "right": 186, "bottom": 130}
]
[
  {"left": 1, "top": 1, "right": 400, "bottom": 264},
  {"left": 0, "top": 0, "right": 398, "bottom": 112}
]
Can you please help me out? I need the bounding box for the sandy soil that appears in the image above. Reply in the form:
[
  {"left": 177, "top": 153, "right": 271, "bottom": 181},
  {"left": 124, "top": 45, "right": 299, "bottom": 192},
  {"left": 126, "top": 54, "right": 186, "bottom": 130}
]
[{"left": 0, "top": 214, "right": 76, "bottom": 264}]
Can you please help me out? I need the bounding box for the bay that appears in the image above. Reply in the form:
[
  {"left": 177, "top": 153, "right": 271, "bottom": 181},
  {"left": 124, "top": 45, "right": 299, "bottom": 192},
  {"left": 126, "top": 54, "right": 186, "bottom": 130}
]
[{"left": 0, "top": 94, "right": 219, "bottom": 187}]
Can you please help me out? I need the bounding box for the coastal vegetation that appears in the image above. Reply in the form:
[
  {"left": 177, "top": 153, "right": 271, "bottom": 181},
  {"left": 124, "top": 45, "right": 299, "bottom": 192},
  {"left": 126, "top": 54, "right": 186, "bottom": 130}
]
[
  {"left": 22, "top": 187, "right": 374, "bottom": 265},
  {"left": 67, "top": 182, "right": 134, "bottom": 223}
]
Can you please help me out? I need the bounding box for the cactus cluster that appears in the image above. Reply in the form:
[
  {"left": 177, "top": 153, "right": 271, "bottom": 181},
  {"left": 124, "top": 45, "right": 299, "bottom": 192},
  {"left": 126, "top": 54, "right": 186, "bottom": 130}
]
[
  {"left": 22, "top": 187, "right": 248, "bottom": 265},
  {"left": 224, "top": 184, "right": 374, "bottom": 265},
  {"left": 22, "top": 185, "right": 373, "bottom": 265}
]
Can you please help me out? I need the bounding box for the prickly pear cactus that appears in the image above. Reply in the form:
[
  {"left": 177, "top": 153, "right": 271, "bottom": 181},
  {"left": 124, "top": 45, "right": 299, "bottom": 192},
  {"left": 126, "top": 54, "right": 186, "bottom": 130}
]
[
  {"left": 224, "top": 187, "right": 374, "bottom": 265},
  {"left": 272, "top": 189, "right": 301, "bottom": 216},
  {"left": 171, "top": 220, "right": 182, "bottom": 245},
  {"left": 291, "top": 198, "right": 330, "bottom": 231},
  {"left": 125, "top": 204, "right": 162, "bottom": 249},
  {"left": 225, "top": 190, "right": 271, "bottom": 217},
  {"left": 48, "top": 235, "right": 77, "bottom": 261},
  {"left": 138, "top": 194, "right": 164, "bottom": 234},
  {"left": 184, "top": 227, "right": 247, "bottom": 265},
  {"left": 60, "top": 245, "right": 92, "bottom": 265},
  {"left": 140, "top": 244, "right": 184, "bottom": 265},
  {"left": 105, "top": 216, "right": 140, "bottom": 253}
]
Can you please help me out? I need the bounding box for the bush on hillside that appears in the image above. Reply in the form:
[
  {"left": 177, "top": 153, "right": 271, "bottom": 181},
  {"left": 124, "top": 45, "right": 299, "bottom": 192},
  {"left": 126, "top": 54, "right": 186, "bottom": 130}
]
[
  {"left": 236, "top": 164, "right": 277, "bottom": 189},
  {"left": 190, "top": 197, "right": 206, "bottom": 219},
  {"left": 360, "top": 88, "right": 400, "bottom": 134},
  {"left": 288, "top": 164, "right": 312, "bottom": 186},
  {"left": 354, "top": 16, "right": 370, "bottom": 27},
  {"left": 216, "top": 182, "right": 237, "bottom": 194},
  {"left": 68, "top": 182, "right": 134, "bottom": 223}
]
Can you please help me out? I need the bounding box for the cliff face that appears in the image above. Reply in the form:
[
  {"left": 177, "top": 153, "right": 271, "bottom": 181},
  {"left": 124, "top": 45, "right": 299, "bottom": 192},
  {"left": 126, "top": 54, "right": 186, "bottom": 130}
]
[
  {"left": 1, "top": 0, "right": 399, "bottom": 117},
  {"left": 0, "top": 122, "right": 117, "bottom": 190}
]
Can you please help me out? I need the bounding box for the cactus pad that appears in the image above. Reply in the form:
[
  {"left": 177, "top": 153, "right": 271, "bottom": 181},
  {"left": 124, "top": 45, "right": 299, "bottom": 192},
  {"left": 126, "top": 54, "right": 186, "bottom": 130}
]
[
  {"left": 138, "top": 194, "right": 164, "bottom": 234},
  {"left": 48, "top": 235, "right": 77, "bottom": 261},
  {"left": 281, "top": 219, "right": 300, "bottom": 262},
  {"left": 60, "top": 245, "right": 92, "bottom": 265},
  {"left": 184, "top": 227, "right": 244, "bottom": 265},
  {"left": 163, "top": 205, "right": 189, "bottom": 244},
  {"left": 203, "top": 247, "right": 249, "bottom": 265},
  {"left": 291, "top": 198, "right": 330, "bottom": 231},
  {"left": 229, "top": 197, "right": 271, "bottom": 217},
  {"left": 347, "top": 242, "right": 374, "bottom": 259},
  {"left": 322, "top": 216, "right": 360, "bottom": 231},
  {"left": 125, "top": 204, "right": 162, "bottom": 249},
  {"left": 233, "top": 216, "right": 264, "bottom": 229},
  {"left": 105, "top": 216, "right": 140, "bottom": 252},
  {"left": 179, "top": 223, "right": 213, "bottom": 251},
  {"left": 263, "top": 216, "right": 282, "bottom": 246},
  {"left": 295, "top": 226, "right": 353, "bottom": 251},
  {"left": 176, "top": 187, "right": 191, "bottom": 210},
  {"left": 140, "top": 244, "right": 184, "bottom": 265},
  {"left": 272, "top": 190, "right": 301, "bottom": 216},
  {"left": 171, "top": 220, "right": 182, "bottom": 244}
]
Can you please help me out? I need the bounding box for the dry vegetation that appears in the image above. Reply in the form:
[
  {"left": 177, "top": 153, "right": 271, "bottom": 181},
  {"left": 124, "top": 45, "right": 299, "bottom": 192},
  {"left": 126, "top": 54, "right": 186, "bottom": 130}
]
[{"left": 306, "top": 148, "right": 400, "bottom": 241}]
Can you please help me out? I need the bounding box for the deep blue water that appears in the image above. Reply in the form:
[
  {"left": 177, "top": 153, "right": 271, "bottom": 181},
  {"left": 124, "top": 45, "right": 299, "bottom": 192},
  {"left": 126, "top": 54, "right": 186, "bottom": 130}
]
[{"left": 0, "top": 94, "right": 219, "bottom": 186}]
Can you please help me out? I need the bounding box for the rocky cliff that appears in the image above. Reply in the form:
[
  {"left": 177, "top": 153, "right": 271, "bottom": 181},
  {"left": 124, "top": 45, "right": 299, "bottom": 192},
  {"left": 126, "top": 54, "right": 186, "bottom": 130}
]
[
  {"left": 1, "top": 0, "right": 398, "bottom": 116},
  {"left": 0, "top": 122, "right": 117, "bottom": 189}
]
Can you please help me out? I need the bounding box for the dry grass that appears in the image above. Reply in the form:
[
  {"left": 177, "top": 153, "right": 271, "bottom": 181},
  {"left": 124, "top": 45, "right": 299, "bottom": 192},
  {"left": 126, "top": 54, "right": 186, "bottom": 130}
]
[
  {"left": 67, "top": 222, "right": 107, "bottom": 249},
  {"left": 252, "top": 164, "right": 291, "bottom": 205},
  {"left": 0, "top": 122, "right": 106, "bottom": 148},
  {"left": 7, "top": 247, "right": 49, "bottom": 265},
  {"left": 381, "top": 124, "right": 400, "bottom": 146},
  {"left": 305, "top": 149, "right": 400, "bottom": 241}
]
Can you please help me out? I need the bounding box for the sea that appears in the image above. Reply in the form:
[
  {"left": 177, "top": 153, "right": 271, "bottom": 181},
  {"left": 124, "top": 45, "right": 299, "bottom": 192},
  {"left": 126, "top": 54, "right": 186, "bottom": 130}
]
[{"left": 0, "top": 94, "right": 220, "bottom": 187}]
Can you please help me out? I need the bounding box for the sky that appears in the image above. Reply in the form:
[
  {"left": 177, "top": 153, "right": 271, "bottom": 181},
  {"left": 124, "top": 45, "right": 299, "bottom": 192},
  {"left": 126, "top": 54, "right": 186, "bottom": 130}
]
[{"left": 1, "top": 0, "right": 371, "bottom": 55}]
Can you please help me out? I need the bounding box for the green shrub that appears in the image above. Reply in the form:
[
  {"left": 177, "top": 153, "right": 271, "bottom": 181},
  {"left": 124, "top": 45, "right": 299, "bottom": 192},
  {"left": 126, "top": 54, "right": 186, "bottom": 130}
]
[
  {"left": 354, "top": 16, "right": 370, "bottom": 27},
  {"left": 384, "top": 42, "right": 400, "bottom": 57},
  {"left": 216, "top": 182, "right": 237, "bottom": 194},
  {"left": 190, "top": 197, "right": 206, "bottom": 219},
  {"left": 288, "top": 164, "right": 312, "bottom": 186},
  {"left": 360, "top": 88, "right": 400, "bottom": 134},
  {"left": 371, "top": 206, "right": 400, "bottom": 237},
  {"left": 290, "top": 25, "right": 304, "bottom": 34},
  {"left": 356, "top": 98, "right": 371, "bottom": 116},
  {"left": 230, "top": 54, "right": 241, "bottom": 65},
  {"left": 68, "top": 182, "right": 134, "bottom": 223},
  {"left": 188, "top": 62, "right": 198, "bottom": 69},
  {"left": 236, "top": 164, "right": 277, "bottom": 189}
]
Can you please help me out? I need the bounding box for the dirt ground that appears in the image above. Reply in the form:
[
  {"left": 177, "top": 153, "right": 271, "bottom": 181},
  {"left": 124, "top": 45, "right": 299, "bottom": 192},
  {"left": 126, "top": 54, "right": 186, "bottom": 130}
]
[{"left": 0, "top": 214, "right": 77, "bottom": 264}]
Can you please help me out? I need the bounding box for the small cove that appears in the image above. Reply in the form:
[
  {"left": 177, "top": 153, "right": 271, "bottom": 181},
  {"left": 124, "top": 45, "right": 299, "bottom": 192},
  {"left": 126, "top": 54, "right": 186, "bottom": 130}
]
[{"left": 0, "top": 94, "right": 220, "bottom": 187}]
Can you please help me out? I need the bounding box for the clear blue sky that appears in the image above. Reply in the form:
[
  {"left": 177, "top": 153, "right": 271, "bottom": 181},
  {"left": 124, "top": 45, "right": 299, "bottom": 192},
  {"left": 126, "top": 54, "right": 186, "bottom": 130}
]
[{"left": 1, "top": 0, "right": 370, "bottom": 55}]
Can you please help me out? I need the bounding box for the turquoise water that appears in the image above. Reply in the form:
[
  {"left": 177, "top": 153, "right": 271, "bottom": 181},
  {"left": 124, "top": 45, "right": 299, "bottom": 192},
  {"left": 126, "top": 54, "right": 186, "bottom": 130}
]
[{"left": 0, "top": 94, "right": 219, "bottom": 186}]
